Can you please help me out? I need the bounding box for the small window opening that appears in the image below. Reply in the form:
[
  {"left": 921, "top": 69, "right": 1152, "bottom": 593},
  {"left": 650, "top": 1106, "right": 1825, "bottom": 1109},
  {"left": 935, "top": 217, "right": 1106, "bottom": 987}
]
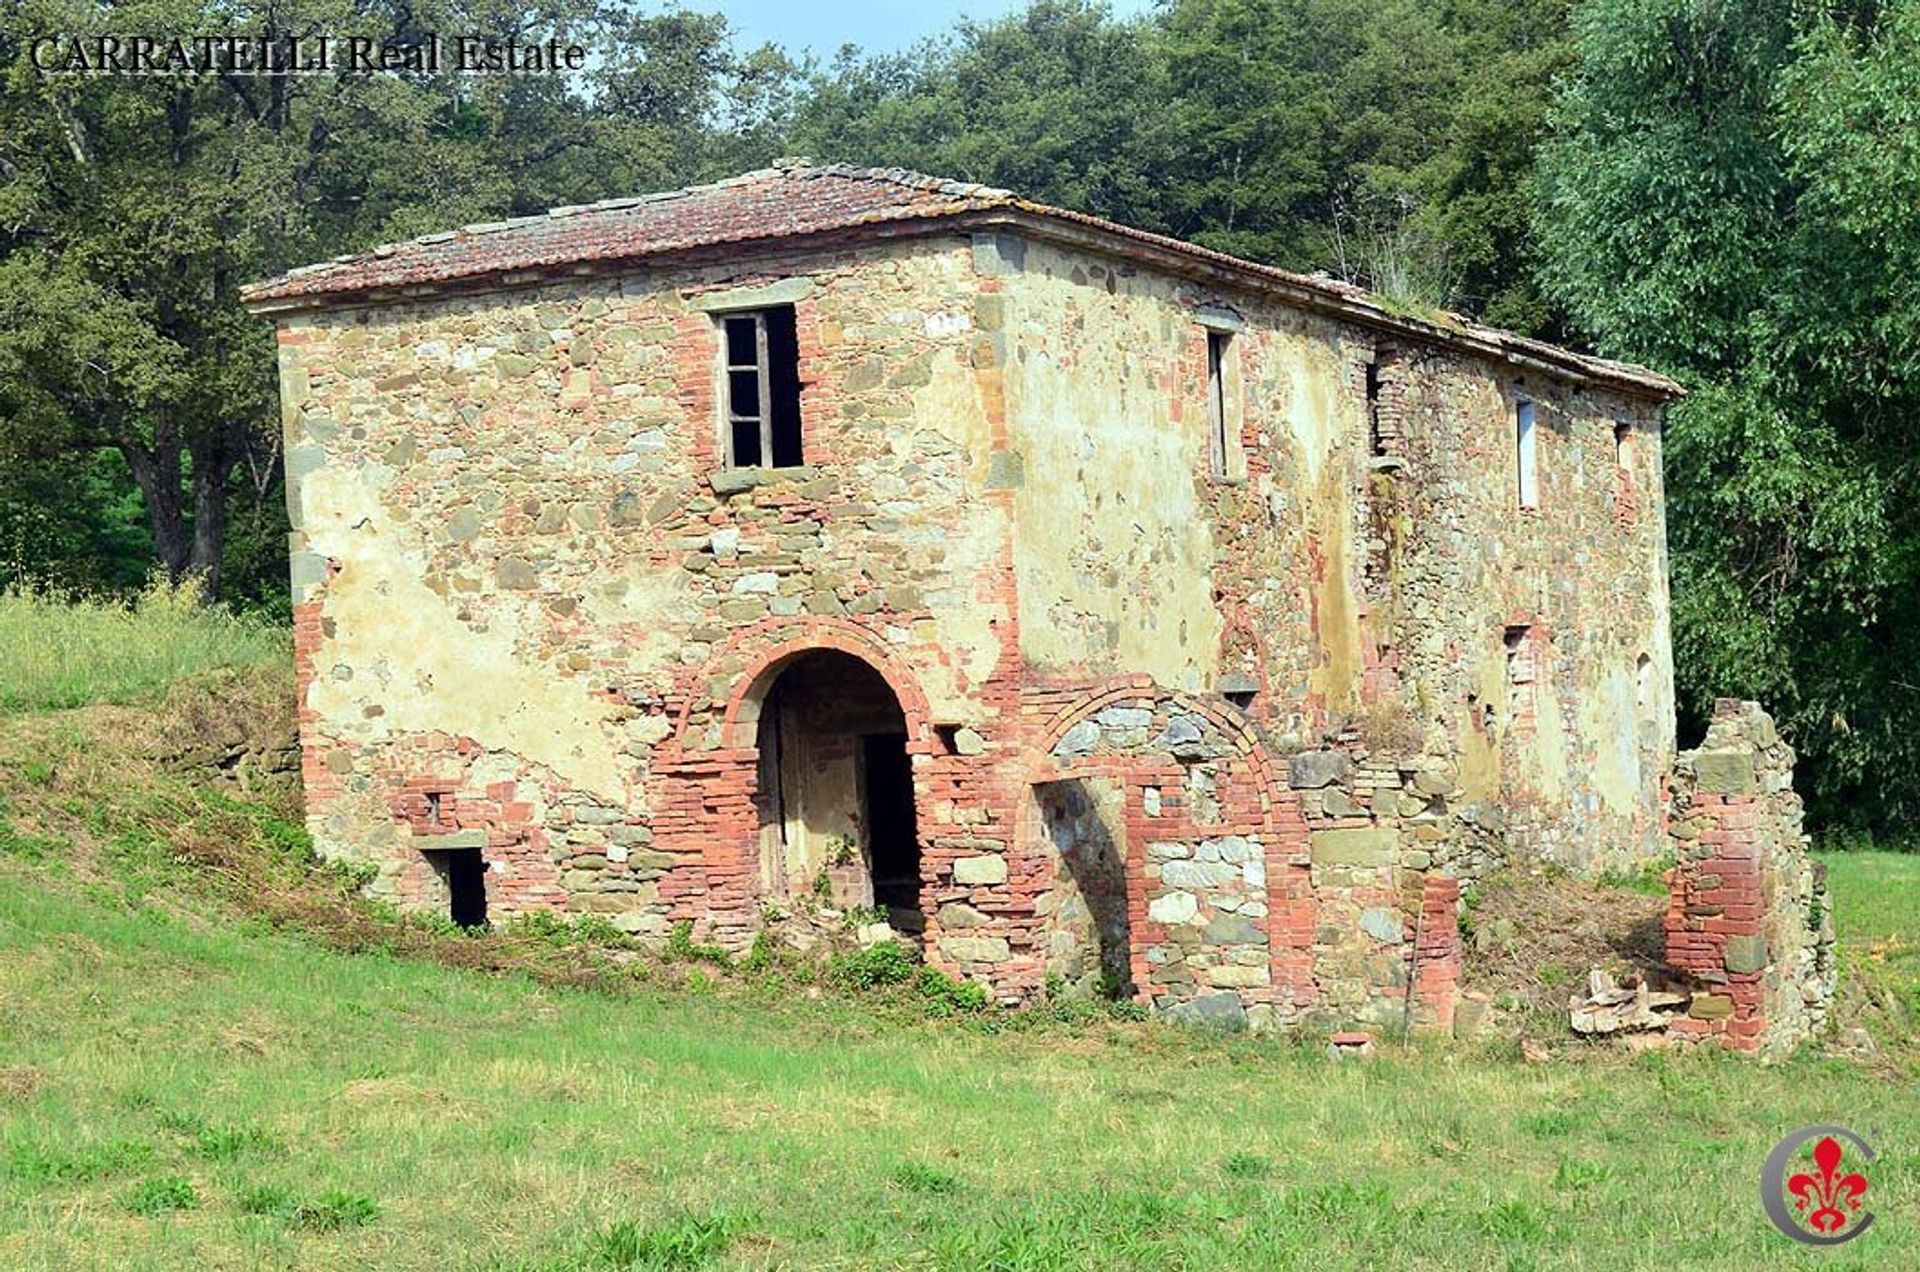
[
  {"left": 1207, "top": 330, "right": 1232, "bottom": 480},
  {"left": 1365, "top": 360, "right": 1385, "bottom": 457},
  {"left": 1515, "top": 400, "right": 1538, "bottom": 508},
  {"left": 433, "top": 848, "right": 488, "bottom": 929},
  {"left": 424, "top": 791, "right": 444, "bottom": 827},
  {"left": 1614, "top": 421, "right": 1632, "bottom": 469},
  {"left": 720, "top": 307, "right": 802, "bottom": 470}
]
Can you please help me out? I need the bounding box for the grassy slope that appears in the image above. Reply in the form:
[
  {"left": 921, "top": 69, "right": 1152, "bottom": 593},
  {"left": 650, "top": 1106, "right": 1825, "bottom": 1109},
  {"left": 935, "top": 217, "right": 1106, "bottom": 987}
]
[
  {"left": 0, "top": 585, "right": 284, "bottom": 713},
  {"left": 0, "top": 649, "right": 1914, "bottom": 1268},
  {"left": 0, "top": 852, "right": 1913, "bottom": 1272}
]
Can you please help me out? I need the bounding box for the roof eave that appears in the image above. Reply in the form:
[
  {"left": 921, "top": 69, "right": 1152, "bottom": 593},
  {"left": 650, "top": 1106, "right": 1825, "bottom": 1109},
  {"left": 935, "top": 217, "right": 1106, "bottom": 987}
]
[{"left": 243, "top": 202, "right": 1682, "bottom": 403}]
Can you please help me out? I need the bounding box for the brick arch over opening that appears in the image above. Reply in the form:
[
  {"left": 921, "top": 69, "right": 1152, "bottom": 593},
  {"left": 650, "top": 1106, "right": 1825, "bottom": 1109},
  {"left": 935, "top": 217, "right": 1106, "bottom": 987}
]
[
  {"left": 1033, "top": 679, "right": 1279, "bottom": 792},
  {"left": 650, "top": 618, "right": 939, "bottom": 949},
  {"left": 1022, "top": 680, "right": 1316, "bottom": 1023},
  {"left": 668, "top": 617, "right": 935, "bottom": 753}
]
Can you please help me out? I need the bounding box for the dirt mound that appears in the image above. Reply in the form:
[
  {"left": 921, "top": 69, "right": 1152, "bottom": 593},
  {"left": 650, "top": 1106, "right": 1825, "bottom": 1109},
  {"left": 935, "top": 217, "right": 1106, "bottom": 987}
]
[{"left": 1462, "top": 867, "right": 1669, "bottom": 1028}]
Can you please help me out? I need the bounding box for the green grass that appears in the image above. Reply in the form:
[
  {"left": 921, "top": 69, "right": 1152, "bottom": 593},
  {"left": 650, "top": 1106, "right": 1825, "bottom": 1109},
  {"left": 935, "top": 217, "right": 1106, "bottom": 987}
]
[
  {"left": 0, "top": 582, "right": 285, "bottom": 714},
  {"left": 0, "top": 848, "right": 1914, "bottom": 1269},
  {"left": 0, "top": 643, "right": 1914, "bottom": 1268}
]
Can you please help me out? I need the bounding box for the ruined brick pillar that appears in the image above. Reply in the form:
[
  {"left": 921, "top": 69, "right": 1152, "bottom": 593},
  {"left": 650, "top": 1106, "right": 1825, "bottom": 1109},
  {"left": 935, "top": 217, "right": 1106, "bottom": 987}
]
[
  {"left": 1663, "top": 700, "right": 1835, "bottom": 1056},
  {"left": 1411, "top": 875, "right": 1462, "bottom": 1031}
]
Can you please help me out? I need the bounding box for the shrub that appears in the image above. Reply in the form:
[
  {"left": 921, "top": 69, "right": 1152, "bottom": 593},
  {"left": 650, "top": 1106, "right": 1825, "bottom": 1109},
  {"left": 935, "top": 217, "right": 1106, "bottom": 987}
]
[
  {"left": 915, "top": 966, "right": 988, "bottom": 1014},
  {"left": 827, "top": 940, "right": 915, "bottom": 989}
]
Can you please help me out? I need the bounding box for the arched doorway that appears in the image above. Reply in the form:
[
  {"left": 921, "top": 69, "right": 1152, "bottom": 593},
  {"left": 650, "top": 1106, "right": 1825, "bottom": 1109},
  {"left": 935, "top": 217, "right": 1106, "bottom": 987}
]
[{"left": 749, "top": 650, "right": 921, "bottom": 925}]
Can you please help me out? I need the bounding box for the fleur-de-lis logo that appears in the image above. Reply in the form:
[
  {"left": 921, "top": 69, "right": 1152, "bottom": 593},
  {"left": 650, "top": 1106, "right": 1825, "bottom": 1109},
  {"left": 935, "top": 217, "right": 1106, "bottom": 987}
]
[
  {"left": 1787, "top": 1135, "right": 1869, "bottom": 1235},
  {"left": 1762, "top": 1126, "right": 1877, "bottom": 1246}
]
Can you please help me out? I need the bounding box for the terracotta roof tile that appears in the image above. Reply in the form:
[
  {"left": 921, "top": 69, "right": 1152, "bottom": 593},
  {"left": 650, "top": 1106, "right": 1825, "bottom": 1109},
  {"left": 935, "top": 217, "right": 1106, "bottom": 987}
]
[
  {"left": 243, "top": 160, "right": 1679, "bottom": 399},
  {"left": 244, "top": 162, "right": 1012, "bottom": 304}
]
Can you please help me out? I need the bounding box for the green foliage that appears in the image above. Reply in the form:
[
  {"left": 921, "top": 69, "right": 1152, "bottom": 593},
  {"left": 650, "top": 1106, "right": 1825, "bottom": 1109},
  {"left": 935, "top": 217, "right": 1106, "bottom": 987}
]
[
  {"left": 0, "top": 580, "right": 284, "bottom": 713},
  {"left": 916, "top": 965, "right": 990, "bottom": 1014},
  {"left": 0, "top": 0, "right": 791, "bottom": 602},
  {"left": 664, "top": 920, "right": 733, "bottom": 967},
  {"left": 1223, "top": 1152, "right": 1271, "bottom": 1179},
  {"left": 888, "top": 1161, "right": 960, "bottom": 1194},
  {"left": 5, "top": 1138, "right": 154, "bottom": 1184},
  {"left": 587, "top": 1209, "right": 743, "bottom": 1270},
  {"left": 1598, "top": 852, "right": 1676, "bottom": 896},
  {"left": 794, "top": 0, "right": 1574, "bottom": 324},
  {"left": 122, "top": 1175, "right": 199, "bottom": 1216},
  {"left": 827, "top": 939, "right": 916, "bottom": 989},
  {"left": 293, "top": 1188, "right": 381, "bottom": 1232},
  {"left": 1536, "top": 0, "right": 1920, "bottom": 835}
]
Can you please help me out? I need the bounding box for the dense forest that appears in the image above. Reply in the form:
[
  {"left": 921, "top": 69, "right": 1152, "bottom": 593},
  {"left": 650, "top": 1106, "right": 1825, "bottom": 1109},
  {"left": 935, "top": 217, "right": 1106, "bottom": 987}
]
[{"left": 3, "top": 0, "right": 1917, "bottom": 838}]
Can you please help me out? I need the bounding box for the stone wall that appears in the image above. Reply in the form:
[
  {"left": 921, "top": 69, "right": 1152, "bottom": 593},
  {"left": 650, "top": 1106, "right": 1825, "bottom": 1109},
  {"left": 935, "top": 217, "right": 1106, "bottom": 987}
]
[
  {"left": 999, "top": 236, "right": 1674, "bottom": 873},
  {"left": 1664, "top": 700, "right": 1835, "bottom": 1056},
  {"left": 269, "top": 220, "right": 1667, "bottom": 1032}
]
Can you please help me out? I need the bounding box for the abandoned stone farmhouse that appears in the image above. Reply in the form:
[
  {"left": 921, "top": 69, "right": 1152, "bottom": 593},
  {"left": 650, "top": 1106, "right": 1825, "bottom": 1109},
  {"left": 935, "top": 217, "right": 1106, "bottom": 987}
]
[{"left": 244, "top": 160, "right": 1690, "bottom": 1035}]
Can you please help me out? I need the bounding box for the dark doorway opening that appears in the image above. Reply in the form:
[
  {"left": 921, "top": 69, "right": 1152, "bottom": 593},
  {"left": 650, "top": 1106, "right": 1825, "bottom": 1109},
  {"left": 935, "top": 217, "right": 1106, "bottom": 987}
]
[
  {"left": 749, "top": 650, "right": 922, "bottom": 926},
  {"left": 863, "top": 733, "right": 920, "bottom": 916},
  {"left": 431, "top": 848, "right": 489, "bottom": 929}
]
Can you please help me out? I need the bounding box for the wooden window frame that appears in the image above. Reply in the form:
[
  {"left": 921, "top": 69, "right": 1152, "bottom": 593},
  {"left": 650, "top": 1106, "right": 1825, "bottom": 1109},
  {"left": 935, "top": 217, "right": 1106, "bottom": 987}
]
[{"left": 721, "top": 311, "right": 777, "bottom": 471}]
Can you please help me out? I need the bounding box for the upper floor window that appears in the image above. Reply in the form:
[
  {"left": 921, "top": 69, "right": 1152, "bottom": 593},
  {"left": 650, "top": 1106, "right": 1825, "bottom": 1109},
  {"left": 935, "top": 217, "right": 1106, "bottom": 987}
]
[
  {"left": 1207, "top": 330, "right": 1233, "bottom": 480},
  {"left": 1614, "top": 421, "right": 1633, "bottom": 470},
  {"left": 720, "top": 306, "right": 802, "bottom": 470},
  {"left": 1514, "top": 399, "right": 1538, "bottom": 509}
]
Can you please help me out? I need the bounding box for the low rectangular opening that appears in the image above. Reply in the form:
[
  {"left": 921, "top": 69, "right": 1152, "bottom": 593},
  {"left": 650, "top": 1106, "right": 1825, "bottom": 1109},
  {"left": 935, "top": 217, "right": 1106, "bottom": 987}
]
[{"left": 429, "top": 848, "right": 489, "bottom": 929}]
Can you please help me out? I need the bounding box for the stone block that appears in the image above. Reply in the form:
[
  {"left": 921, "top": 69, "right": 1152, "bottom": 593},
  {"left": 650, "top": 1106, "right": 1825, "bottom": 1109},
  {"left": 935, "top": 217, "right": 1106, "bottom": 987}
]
[
  {"left": 415, "top": 830, "right": 486, "bottom": 851},
  {"left": 1205, "top": 963, "right": 1270, "bottom": 988},
  {"left": 1692, "top": 751, "right": 1757, "bottom": 795},
  {"left": 1055, "top": 720, "right": 1100, "bottom": 756},
  {"left": 940, "top": 935, "right": 1010, "bottom": 964},
  {"left": 1288, "top": 751, "right": 1350, "bottom": 789},
  {"left": 1688, "top": 993, "right": 1735, "bottom": 1021},
  {"left": 1161, "top": 992, "right": 1247, "bottom": 1031},
  {"left": 1203, "top": 914, "right": 1261, "bottom": 946},
  {"left": 1724, "top": 934, "right": 1770, "bottom": 975},
  {"left": 1359, "top": 907, "right": 1404, "bottom": 943},
  {"left": 1147, "top": 891, "right": 1199, "bottom": 925},
  {"left": 936, "top": 902, "right": 991, "bottom": 929},
  {"left": 1161, "top": 859, "right": 1238, "bottom": 890},
  {"left": 952, "top": 854, "right": 1008, "bottom": 885},
  {"left": 1310, "top": 827, "right": 1398, "bottom": 867}
]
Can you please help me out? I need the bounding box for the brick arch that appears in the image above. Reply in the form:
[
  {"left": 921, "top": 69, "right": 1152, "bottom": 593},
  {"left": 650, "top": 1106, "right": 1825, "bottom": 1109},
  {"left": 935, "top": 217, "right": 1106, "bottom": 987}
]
[
  {"left": 1023, "top": 680, "right": 1315, "bottom": 1019},
  {"left": 1032, "top": 678, "right": 1278, "bottom": 792},
  {"left": 668, "top": 617, "right": 935, "bottom": 752}
]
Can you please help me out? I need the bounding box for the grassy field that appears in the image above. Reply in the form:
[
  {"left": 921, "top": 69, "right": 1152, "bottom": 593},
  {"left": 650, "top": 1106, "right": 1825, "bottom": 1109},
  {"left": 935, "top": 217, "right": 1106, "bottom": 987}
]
[
  {"left": 0, "top": 644, "right": 1915, "bottom": 1268},
  {"left": 0, "top": 583, "right": 284, "bottom": 714}
]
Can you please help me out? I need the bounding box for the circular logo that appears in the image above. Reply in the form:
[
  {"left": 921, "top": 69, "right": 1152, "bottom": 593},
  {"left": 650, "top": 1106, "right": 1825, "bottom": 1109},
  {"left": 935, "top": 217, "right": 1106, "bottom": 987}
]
[{"left": 1760, "top": 1126, "right": 1875, "bottom": 1245}]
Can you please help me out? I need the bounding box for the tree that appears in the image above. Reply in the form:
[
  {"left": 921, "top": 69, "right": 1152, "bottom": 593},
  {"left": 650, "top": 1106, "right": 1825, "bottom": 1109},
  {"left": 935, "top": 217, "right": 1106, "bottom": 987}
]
[
  {"left": 795, "top": 0, "right": 1574, "bottom": 322},
  {"left": 1536, "top": 0, "right": 1920, "bottom": 835},
  {"left": 0, "top": 0, "right": 788, "bottom": 601}
]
